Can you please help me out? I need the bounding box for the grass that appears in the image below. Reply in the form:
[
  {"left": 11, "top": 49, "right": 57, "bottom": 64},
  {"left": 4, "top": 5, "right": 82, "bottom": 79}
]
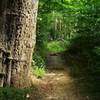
[{"left": 32, "top": 67, "right": 45, "bottom": 78}]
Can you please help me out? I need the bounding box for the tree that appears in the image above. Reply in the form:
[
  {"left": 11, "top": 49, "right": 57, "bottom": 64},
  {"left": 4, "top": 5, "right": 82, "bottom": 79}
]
[{"left": 0, "top": 0, "right": 38, "bottom": 88}]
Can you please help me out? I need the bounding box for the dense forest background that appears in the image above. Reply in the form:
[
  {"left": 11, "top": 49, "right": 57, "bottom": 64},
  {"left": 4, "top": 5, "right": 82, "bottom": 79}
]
[
  {"left": 33, "top": 0, "right": 100, "bottom": 99},
  {"left": 34, "top": 0, "right": 100, "bottom": 73}
]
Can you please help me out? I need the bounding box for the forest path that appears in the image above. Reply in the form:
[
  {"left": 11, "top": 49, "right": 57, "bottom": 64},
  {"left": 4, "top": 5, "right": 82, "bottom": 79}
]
[
  {"left": 30, "top": 53, "right": 100, "bottom": 100},
  {"left": 31, "top": 69, "right": 84, "bottom": 100}
]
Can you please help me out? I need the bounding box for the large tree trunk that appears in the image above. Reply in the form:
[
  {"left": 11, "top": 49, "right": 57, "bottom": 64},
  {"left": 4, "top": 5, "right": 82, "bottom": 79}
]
[{"left": 0, "top": 0, "right": 38, "bottom": 88}]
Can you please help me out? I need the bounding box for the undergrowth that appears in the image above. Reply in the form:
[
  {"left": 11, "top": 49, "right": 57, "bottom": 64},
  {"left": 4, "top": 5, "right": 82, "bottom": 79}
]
[
  {"left": 0, "top": 87, "right": 29, "bottom": 100},
  {"left": 32, "top": 67, "right": 45, "bottom": 78}
]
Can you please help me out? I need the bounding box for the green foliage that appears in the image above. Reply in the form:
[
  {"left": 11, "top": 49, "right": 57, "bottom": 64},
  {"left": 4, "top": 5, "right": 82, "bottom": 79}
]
[
  {"left": 94, "top": 47, "right": 100, "bottom": 55},
  {"left": 32, "top": 67, "right": 45, "bottom": 78},
  {"left": 35, "top": 0, "right": 77, "bottom": 59},
  {"left": 63, "top": 0, "right": 100, "bottom": 76},
  {"left": 0, "top": 87, "right": 28, "bottom": 100},
  {"left": 32, "top": 52, "right": 45, "bottom": 78},
  {"left": 32, "top": 53, "right": 45, "bottom": 68},
  {"left": 47, "top": 41, "right": 67, "bottom": 53},
  {"left": 36, "top": 0, "right": 100, "bottom": 72}
]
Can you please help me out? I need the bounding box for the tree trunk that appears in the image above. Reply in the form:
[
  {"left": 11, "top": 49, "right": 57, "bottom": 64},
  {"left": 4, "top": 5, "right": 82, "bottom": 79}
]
[{"left": 0, "top": 0, "right": 38, "bottom": 88}]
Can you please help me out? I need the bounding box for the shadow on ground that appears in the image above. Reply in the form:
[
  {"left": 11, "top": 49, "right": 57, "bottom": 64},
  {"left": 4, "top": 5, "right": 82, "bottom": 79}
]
[{"left": 64, "top": 53, "right": 100, "bottom": 100}]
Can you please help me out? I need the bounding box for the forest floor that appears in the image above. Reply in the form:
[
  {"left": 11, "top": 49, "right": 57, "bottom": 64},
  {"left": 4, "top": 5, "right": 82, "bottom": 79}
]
[
  {"left": 30, "top": 69, "right": 86, "bottom": 100},
  {"left": 29, "top": 54, "right": 100, "bottom": 100}
]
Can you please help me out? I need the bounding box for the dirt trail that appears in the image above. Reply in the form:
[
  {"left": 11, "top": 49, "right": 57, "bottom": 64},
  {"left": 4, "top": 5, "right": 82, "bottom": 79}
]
[
  {"left": 30, "top": 68, "right": 87, "bottom": 100},
  {"left": 29, "top": 54, "right": 99, "bottom": 100}
]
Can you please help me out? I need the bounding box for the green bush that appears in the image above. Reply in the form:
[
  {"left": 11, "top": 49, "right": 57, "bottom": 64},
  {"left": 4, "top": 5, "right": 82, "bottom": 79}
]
[{"left": 0, "top": 87, "right": 28, "bottom": 100}]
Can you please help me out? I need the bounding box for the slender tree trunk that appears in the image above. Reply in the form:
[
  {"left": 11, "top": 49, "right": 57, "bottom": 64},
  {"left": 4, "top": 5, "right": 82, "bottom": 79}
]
[{"left": 0, "top": 0, "right": 38, "bottom": 88}]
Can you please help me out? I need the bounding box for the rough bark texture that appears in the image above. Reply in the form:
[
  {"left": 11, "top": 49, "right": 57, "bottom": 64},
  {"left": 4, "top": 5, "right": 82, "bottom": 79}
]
[{"left": 0, "top": 0, "right": 38, "bottom": 88}]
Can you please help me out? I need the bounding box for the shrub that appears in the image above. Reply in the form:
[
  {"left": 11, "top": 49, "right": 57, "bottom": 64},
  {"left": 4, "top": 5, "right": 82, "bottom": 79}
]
[{"left": 0, "top": 87, "right": 28, "bottom": 100}]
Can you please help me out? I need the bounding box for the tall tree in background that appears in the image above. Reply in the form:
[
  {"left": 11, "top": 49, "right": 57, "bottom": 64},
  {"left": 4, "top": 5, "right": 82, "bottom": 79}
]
[{"left": 0, "top": 0, "right": 38, "bottom": 87}]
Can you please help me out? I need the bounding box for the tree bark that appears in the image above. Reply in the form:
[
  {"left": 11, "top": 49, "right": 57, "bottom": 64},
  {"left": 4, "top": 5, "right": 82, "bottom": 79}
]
[{"left": 0, "top": 0, "right": 38, "bottom": 88}]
